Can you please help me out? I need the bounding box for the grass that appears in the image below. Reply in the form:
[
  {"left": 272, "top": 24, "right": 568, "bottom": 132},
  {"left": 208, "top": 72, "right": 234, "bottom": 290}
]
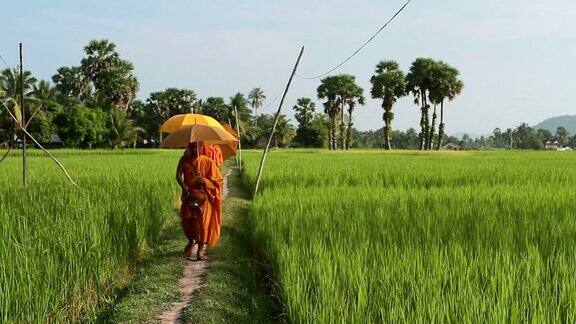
[
  {"left": 1, "top": 150, "right": 275, "bottom": 322},
  {"left": 241, "top": 149, "right": 576, "bottom": 322},
  {"left": 180, "top": 164, "right": 276, "bottom": 323},
  {"left": 91, "top": 222, "right": 187, "bottom": 323},
  {"left": 0, "top": 149, "right": 182, "bottom": 322}
]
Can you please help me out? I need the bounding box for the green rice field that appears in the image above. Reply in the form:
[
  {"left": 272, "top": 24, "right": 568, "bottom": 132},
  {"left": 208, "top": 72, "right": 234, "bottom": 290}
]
[
  {"left": 243, "top": 150, "right": 576, "bottom": 322},
  {"left": 0, "top": 149, "right": 181, "bottom": 322},
  {"left": 2, "top": 149, "right": 576, "bottom": 322}
]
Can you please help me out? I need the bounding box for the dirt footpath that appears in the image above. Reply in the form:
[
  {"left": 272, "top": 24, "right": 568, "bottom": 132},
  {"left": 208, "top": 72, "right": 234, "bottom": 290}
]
[{"left": 158, "top": 170, "right": 230, "bottom": 324}]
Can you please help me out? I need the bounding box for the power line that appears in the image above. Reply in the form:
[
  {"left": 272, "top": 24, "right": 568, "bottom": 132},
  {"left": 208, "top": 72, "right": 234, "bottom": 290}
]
[
  {"left": 296, "top": 0, "right": 412, "bottom": 80},
  {"left": 260, "top": 90, "right": 283, "bottom": 113},
  {"left": 0, "top": 51, "right": 11, "bottom": 70}
]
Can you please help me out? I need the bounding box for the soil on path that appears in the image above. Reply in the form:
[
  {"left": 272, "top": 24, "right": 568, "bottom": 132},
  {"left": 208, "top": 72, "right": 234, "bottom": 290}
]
[{"left": 158, "top": 170, "right": 231, "bottom": 324}]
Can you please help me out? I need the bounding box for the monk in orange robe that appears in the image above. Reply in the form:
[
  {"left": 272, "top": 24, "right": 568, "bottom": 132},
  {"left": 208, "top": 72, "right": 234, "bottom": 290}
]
[
  {"left": 176, "top": 142, "right": 223, "bottom": 260},
  {"left": 201, "top": 144, "right": 224, "bottom": 167}
]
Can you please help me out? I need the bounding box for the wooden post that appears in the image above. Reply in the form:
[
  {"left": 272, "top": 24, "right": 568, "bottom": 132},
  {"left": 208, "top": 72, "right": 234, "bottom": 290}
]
[
  {"left": 228, "top": 118, "right": 239, "bottom": 166},
  {"left": 254, "top": 46, "right": 304, "bottom": 196},
  {"left": 233, "top": 105, "right": 242, "bottom": 171},
  {"left": 20, "top": 43, "right": 27, "bottom": 186},
  {"left": 0, "top": 97, "right": 78, "bottom": 187}
]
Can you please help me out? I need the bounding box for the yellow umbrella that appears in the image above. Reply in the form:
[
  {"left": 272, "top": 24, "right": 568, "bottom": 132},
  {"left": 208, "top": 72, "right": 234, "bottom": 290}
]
[
  {"left": 161, "top": 125, "right": 238, "bottom": 160},
  {"left": 222, "top": 123, "right": 239, "bottom": 139},
  {"left": 160, "top": 114, "right": 225, "bottom": 133}
]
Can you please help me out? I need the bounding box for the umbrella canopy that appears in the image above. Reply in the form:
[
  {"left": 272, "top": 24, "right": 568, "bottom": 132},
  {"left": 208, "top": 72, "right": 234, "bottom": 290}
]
[
  {"left": 160, "top": 114, "right": 225, "bottom": 133},
  {"left": 161, "top": 125, "right": 238, "bottom": 159},
  {"left": 222, "top": 123, "right": 239, "bottom": 139}
]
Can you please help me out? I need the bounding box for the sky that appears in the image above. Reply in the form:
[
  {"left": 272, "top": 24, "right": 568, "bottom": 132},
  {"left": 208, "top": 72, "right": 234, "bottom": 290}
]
[{"left": 1, "top": 0, "right": 575, "bottom": 135}]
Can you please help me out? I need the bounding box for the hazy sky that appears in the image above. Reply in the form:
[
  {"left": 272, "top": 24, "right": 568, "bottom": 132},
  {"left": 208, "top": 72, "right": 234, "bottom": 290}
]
[{"left": 1, "top": 0, "right": 574, "bottom": 134}]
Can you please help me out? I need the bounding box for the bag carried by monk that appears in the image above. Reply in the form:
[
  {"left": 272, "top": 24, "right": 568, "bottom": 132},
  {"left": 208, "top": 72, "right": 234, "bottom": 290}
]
[{"left": 187, "top": 174, "right": 207, "bottom": 208}]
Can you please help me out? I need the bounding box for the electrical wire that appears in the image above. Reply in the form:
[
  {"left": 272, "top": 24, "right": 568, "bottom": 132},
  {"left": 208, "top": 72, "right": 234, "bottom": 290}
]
[
  {"left": 296, "top": 0, "right": 412, "bottom": 80},
  {"left": 260, "top": 90, "right": 283, "bottom": 113}
]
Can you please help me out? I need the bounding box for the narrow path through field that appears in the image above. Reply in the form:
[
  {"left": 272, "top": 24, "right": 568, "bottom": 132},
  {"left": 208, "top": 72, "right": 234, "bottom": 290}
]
[{"left": 158, "top": 170, "right": 231, "bottom": 324}]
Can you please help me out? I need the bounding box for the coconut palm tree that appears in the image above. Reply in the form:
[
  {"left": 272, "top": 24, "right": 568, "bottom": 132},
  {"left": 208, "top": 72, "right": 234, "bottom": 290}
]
[
  {"left": 370, "top": 60, "right": 406, "bottom": 150},
  {"left": 0, "top": 68, "right": 37, "bottom": 147},
  {"left": 229, "top": 92, "right": 253, "bottom": 140},
  {"left": 107, "top": 109, "right": 143, "bottom": 148},
  {"left": 274, "top": 114, "right": 296, "bottom": 147},
  {"left": 431, "top": 62, "right": 464, "bottom": 150},
  {"left": 317, "top": 76, "right": 340, "bottom": 150},
  {"left": 406, "top": 58, "right": 435, "bottom": 150},
  {"left": 248, "top": 87, "right": 266, "bottom": 126}
]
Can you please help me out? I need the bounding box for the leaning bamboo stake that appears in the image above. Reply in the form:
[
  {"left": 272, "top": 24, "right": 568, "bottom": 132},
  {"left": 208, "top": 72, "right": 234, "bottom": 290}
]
[
  {"left": 227, "top": 118, "right": 240, "bottom": 166},
  {"left": 0, "top": 144, "right": 11, "bottom": 164},
  {"left": 0, "top": 99, "right": 78, "bottom": 187},
  {"left": 20, "top": 43, "right": 28, "bottom": 186},
  {"left": 253, "top": 46, "right": 304, "bottom": 196},
  {"left": 233, "top": 105, "right": 243, "bottom": 172}
]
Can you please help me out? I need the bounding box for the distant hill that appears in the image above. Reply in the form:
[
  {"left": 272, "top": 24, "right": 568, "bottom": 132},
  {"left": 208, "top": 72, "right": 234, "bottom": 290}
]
[{"left": 534, "top": 115, "right": 576, "bottom": 135}]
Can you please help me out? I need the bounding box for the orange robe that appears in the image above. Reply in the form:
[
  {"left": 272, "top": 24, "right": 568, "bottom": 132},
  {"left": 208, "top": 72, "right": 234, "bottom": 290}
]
[
  {"left": 180, "top": 155, "right": 223, "bottom": 246},
  {"left": 201, "top": 145, "right": 224, "bottom": 167}
]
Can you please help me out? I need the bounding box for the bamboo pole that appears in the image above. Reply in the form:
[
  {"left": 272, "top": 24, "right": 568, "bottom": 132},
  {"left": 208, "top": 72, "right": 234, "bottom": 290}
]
[
  {"left": 228, "top": 118, "right": 239, "bottom": 166},
  {"left": 253, "top": 46, "right": 304, "bottom": 196},
  {"left": 0, "top": 98, "right": 78, "bottom": 187},
  {"left": 233, "top": 105, "right": 242, "bottom": 171},
  {"left": 20, "top": 43, "right": 27, "bottom": 186}
]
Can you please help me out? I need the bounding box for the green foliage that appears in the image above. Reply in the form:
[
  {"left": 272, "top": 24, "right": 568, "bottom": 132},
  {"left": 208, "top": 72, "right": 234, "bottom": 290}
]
[
  {"left": 0, "top": 150, "right": 180, "bottom": 322},
  {"left": 293, "top": 114, "right": 328, "bottom": 148},
  {"left": 201, "top": 96, "right": 231, "bottom": 123},
  {"left": 293, "top": 97, "right": 316, "bottom": 128},
  {"left": 243, "top": 150, "right": 576, "bottom": 322},
  {"left": 555, "top": 126, "right": 570, "bottom": 146},
  {"left": 52, "top": 66, "right": 91, "bottom": 100},
  {"left": 0, "top": 68, "right": 38, "bottom": 143},
  {"left": 248, "top": 87, "right": 266, "bottom": 122},
  {"left": 54, "top": 104, "right": 108, "bottom": 148},
  {"left": 138, "top": 88, "right": 197, "bottom": 141},
  {"left": 370, "top": 59, "right": 406, "bottom": 149},
  {"left": 107, "top": 109, "right": 143, "bottom": 148},
  {"left": 317, "top": 74, "right": 364, "bottom": 150}
]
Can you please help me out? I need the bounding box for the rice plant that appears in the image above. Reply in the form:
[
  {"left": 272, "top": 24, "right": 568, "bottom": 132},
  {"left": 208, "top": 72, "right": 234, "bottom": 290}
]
[
  {"left": 0, "top": 149, "right": 181, "bottom": 322},
  {"left": 243, "top": 150, "right": 576, "bottom": 322}
]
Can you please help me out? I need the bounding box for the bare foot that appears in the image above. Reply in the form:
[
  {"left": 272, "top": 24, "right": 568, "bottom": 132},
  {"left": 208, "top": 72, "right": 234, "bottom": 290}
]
[{"left": 184, "top": 241, "right": 195, "bottom": 258}]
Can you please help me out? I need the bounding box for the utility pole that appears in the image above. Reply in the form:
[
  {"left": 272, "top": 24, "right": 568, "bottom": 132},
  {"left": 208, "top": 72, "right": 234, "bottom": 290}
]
[
  {"left": 20, "top": 43, "right": 27, "bottom": 186},
  {"left": 254, "top": 46, "right": 304, "bottom": 196}
]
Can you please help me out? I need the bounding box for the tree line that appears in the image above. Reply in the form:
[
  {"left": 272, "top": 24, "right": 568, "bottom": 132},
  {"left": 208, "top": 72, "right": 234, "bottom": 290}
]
[
  {"left": 291, "top": 58, "right": 464, "bottom": 150},
  {"left": 2, "top": 39, "right": 573, "bottom": 151},
  {"left": 353, "top": 124, "right": 576, "bottom": 150},
  {"left": 0, "top": 39, "right": 296, "bottom": 149}
]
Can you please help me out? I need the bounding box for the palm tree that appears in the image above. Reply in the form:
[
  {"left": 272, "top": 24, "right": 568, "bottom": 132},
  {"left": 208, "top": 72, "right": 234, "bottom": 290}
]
[
  {"left": 406, "top": 58, "right": 435, "bottom": 150},
  {"left": 108, "top": 109, "right": 143, "bottom": 148},
  {"left": 81, "top": 39, "right": 120, "bottom": 80},
  {"left": 28, "top": 80, "right": 55, "bottom": 123},
  {"left": 293, "top": 97, "right": 316, "bottom": 128},
  {"left": 202, "top": 97, "right": 231, "bottom": 123},
  {"left": 556, "top": 127, "right": 569, "bottom": 146},
  {"left": 0, "top": 68, "right": 37, "bottom": 147},
  {"left": 229, "top": 92, "right": 254, "bottom": 142},
  {"left": 370, "top": 60, "right": 406, "bottom": 150},
  {"left": 317, "top": 76, "right": 341, "bottom": 150},
  {"left": 248, "top": 87, "right": 266, "bottom": 126},
  {"left": 432, "top": 62, "right": 464, "bottom": 150},
  {"left": 274, "top": 114, "right": 296, "bottom": 147},
  {"left": 335, "top": 75, "right": 364, "bottom": 150}
]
